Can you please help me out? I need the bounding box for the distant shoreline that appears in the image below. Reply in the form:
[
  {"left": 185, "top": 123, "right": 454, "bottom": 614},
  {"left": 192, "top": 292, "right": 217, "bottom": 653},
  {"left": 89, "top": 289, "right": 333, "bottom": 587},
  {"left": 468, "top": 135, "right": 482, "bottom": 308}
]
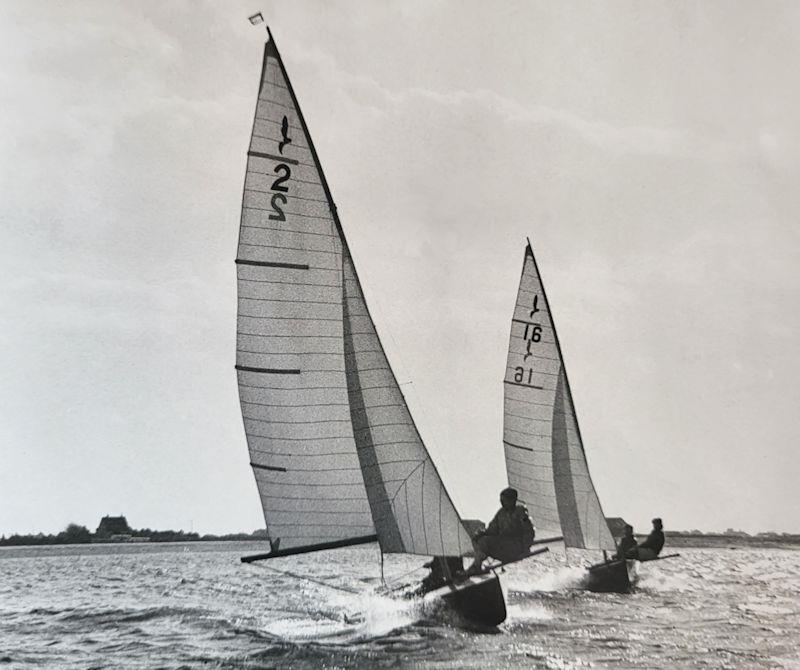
[
  {"left": 662, "top": 532, "right": 800, "bottom": 550},
  {"left": 3, "top": 530, "right": 799, "bottom": 549},
  {"left": 0, "top": 532, "right": 268, "bottom": 547}
]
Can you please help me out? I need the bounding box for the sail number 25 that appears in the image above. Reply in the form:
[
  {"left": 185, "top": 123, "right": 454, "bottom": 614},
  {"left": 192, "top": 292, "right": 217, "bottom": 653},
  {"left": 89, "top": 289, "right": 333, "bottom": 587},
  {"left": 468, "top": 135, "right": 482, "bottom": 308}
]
[
  {"left": 269, "top": 166, "right": 290, "bottom": 221},
  {"left": 269, "top": 115, "right": 293, "bottom": 221}
]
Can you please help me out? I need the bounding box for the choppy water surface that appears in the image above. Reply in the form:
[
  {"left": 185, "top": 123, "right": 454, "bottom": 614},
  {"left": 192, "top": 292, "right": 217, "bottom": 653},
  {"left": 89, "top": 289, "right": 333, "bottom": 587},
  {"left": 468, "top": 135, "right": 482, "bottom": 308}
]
[{"left": 1, "top": 542, "right": 798, "bottom": 668}]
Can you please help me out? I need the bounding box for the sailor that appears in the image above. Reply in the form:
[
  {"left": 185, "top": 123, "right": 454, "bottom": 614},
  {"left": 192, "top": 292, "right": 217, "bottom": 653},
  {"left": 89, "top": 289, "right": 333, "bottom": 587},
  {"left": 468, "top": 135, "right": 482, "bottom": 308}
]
[
  {"left": 418, "top": 555, "right": 464, "bottom": 593},
  {"left": 628, "top": 517, "right": 664, "bottom": 560},
  {"left": 465, "top": 487, "right": 535, "bottom": 575},
  {"left": 614, "top": 524, "right": 637, "bottom": 559}
]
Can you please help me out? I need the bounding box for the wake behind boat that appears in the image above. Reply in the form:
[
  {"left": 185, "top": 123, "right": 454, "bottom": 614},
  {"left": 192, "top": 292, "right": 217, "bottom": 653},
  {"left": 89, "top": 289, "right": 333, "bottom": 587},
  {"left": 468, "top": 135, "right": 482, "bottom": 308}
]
[{"left": 233, "top": 26, "right": 544, "bottom": 627}]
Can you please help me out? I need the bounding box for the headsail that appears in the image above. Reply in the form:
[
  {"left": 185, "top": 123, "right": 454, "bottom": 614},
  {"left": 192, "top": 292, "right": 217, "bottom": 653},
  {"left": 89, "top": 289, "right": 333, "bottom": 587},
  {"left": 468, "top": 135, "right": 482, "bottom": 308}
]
[
  {"left": 236, "top": 32, "right": 470, "bottom": 557},
  {"left": 502, "top": 242, "right": 615, "bottom": 551},
  {"left": 342, "top": 248, "right": 471, "bottom": 557}
]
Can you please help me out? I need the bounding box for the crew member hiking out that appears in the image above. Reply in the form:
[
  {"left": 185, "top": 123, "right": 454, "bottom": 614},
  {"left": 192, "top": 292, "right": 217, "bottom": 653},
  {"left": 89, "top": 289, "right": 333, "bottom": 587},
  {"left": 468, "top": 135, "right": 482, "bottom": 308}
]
[
  {"left": 465, "top": 487, "right": 535, "bottom": 575},
  {"left": 615, "top": 524, "right": 637, "bottom": 560},
  {"left": 417, "top": 556, "right": 464, "bottom": 594},
  {"left": 628, "top": 517, "right": 664, "bottom": 561}
]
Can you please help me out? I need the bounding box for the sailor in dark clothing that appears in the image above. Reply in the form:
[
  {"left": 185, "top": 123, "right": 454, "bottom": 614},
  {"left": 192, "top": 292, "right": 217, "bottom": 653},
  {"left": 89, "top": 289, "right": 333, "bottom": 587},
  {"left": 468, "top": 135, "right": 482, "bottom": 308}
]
[
  {"left": 628, "top": 517, "right": 664, "bottom": 561},
  {"left": 466, "top": 487, "right": 535, "bottom": 575},
  {"left": 615, "top": 524, "right": 637, "bottom": 560},
  {"left": 418, "top": 556, "right": 464, "bottom": 593}
]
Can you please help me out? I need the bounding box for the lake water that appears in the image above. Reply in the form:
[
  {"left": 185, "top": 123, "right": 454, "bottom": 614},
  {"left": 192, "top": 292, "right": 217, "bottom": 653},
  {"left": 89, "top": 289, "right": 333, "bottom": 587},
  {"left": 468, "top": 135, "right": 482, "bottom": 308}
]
[{"left": 1, "top": 542, "right": 798, "bottom": 668}]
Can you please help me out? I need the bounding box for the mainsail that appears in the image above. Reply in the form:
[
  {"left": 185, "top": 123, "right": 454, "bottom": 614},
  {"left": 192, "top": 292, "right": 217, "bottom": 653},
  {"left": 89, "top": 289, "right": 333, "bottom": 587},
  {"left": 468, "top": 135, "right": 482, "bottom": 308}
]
[
  {"left": 236, "top": 32, "right": 470, "bottom": 557},
  {"left": 502, "top": 242, "right": 616, "bottom": 551}
]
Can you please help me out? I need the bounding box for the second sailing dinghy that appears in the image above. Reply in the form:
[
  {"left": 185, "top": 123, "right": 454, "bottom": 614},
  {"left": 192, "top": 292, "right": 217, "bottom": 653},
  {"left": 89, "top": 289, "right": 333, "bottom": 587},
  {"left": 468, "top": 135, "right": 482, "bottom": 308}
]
[
  {"left": 502, "top": 240, "right": 635, "bottom": 593},
  {"left": 235, "top": 28, "right": 511, "bottom": 626}
]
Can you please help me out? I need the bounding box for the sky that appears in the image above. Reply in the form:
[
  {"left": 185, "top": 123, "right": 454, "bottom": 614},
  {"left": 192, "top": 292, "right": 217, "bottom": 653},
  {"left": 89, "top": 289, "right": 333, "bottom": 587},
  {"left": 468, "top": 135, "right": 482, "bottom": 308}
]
[{"left": 1, "top": 1, "right": 798, "bottom": 537}]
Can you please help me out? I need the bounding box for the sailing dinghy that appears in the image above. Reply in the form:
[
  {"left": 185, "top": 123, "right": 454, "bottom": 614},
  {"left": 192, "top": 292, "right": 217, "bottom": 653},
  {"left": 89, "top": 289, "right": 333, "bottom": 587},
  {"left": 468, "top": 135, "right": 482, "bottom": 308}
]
[
  {"left": 502, "top": 241, "right": 635, "bottom": 593},
  {"left": 234, "top": 27, "right": 516, "bottom": 626}
]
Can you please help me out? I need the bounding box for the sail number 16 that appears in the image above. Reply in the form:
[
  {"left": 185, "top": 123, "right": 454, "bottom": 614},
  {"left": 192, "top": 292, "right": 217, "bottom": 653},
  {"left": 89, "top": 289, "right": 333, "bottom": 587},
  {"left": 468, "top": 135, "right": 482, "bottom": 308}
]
[{"left": 513, "top": 367, "right": 537, "bottom": 385}]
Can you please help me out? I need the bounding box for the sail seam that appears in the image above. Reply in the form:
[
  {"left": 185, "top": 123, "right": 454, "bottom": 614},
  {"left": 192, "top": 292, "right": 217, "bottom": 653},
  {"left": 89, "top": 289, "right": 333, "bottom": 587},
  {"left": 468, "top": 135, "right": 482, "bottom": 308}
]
[
  {"left": 238, "top": 332, "right": 340, "bottom": 338},
  {"left": 239, "top": 243, "right": 337, "bottom": 255},
  {"left": 504, "top": 397, "right": 557, "bottom": 408},
  {"left": 242, "top": 417, "right": 351, "bottom": 425},
  {"left": 265, "top": 508, "right": 369, "bottom": 515},
  {"left": 238, "top": 315, "right": 341, "bottom": 321},
  {"left": 505, "top": 455, "right": 545, "bottom": 467},
  {"left": 250, "top": 133, "right": 309, "bottom": 150},
  {"left": 505, "top": 412, "right": 552, "bottom": 421},
  {"left": 241, "top": 224, "right": 334, "bottom": 238},
  {"left": 246, "top": 435, "right": 352, "bottom": 442},
  {"left": 242, "top": 401, "right": 350, "bottom": 409},
  {"left": 260, "top": 493, "right": 365, "bottom": 501},
  {"left": 238, "top": 354, "right": 340, "bottom": 360},
  {"left": 239, "top": 297, "right": 339, "bottom": 305},
  {"left": 251, "top": 450, "right": 356, "bottom": 457},
  {"left": 242, "top": 206, "right": 332, "bottom": 221},
  {"left": 262, "top": 466, "right": 362, "bottom": 473},
  {"left": 243, "top": 189, "right": 326, "bottom": 204},
  {"left": 237, "top": 280, "right": 341, "bottom": 289},
  {"left": 354, "top": 421, "right": 414, "bottom": 430},
  {"left": 239, "top": 383, "right": 348, "bottom": 391},
  {"left": 237, "top": 349, "right": 341, "bottom": 356},
  {"left": 506, "top": 428, "right": 552, "bottom": 439},
  {"left": 255, "top": 97, "right": 292, "bottom": 109},
  {"left": 350, "top": 403, "right": 404, "bottom": 411},
  {"left": 253, "top": 480, "right": 365, "bottom": 488}
]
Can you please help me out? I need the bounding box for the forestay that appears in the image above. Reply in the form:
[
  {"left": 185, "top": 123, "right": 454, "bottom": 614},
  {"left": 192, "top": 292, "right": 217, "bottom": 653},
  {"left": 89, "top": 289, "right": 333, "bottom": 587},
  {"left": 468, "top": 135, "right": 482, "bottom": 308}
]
[
  {"left": 236, "top": 34, "right": 469, "bottom": 557},
  {"left": 502, "top": 243, "right": 616, "bottom": 551}
]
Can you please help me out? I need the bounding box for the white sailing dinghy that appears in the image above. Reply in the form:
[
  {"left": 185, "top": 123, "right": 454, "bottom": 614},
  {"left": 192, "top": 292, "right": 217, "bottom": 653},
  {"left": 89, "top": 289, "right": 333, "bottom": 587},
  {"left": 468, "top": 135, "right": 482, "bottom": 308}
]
[
  {"left": 502, "top": 240, "right": 635, "bottom": 592},
  {"left": 235, "top": 28, "right": 511, "bottom": 626}
]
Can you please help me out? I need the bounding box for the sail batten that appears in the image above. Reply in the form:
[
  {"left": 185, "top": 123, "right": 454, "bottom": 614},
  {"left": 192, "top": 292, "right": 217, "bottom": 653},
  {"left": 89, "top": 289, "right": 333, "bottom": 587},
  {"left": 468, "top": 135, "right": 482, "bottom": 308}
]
[
  {"left": 502, "top": 243, "right": 615, "bottom": 552},
  {"left": 237, "top": 32, "right": 469, "bottom": 558}
]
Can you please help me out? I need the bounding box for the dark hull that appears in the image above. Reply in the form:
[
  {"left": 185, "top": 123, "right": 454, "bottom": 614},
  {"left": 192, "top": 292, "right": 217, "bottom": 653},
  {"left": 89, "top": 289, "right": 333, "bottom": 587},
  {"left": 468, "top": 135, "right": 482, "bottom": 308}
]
[
  {"left": 586, "top": 559, "right": 635, "bottom": 593},
  {"left": 426, "top": 573, "right": 507, "bottom": 627}
]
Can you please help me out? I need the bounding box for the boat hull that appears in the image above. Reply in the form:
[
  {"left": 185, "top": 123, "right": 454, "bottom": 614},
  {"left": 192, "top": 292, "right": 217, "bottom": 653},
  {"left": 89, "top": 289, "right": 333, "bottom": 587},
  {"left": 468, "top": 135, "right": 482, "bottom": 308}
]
[
  {"left": 425, "top": 573, "right": 506, "bottom": 627},
  {"left": 586, "top": 558, "right": 635, "bottom": 593}
]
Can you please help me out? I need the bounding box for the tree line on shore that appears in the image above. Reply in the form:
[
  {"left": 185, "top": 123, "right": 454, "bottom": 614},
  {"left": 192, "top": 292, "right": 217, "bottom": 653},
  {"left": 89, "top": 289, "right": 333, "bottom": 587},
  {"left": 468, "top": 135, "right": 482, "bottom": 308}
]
[{"left": 0, "top": 515, "right": 269, "bottom": 546}]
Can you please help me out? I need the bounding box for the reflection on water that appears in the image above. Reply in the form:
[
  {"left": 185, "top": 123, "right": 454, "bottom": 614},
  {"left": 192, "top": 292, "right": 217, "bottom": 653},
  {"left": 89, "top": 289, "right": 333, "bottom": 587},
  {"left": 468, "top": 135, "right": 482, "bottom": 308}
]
[{"left": 1, "top": 542, "right": 798, "bottom": 668}]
